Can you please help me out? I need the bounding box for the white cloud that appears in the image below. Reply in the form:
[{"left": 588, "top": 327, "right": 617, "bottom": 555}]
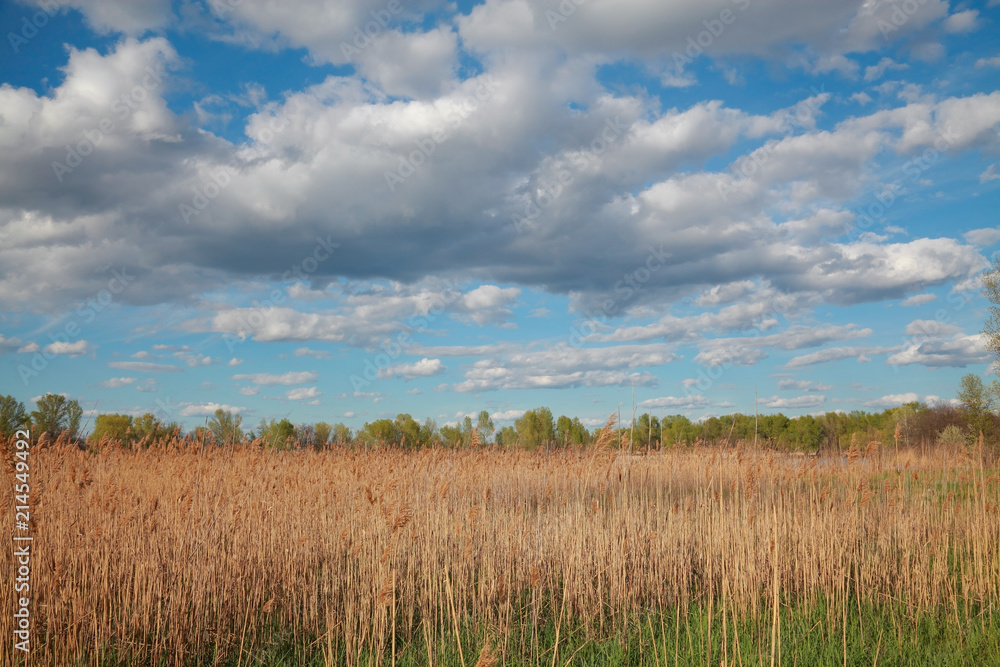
[
  {"left": 293, "top": 347, "right": 331, "bottom": 359},
  {"left": 0, "top": 334, "right": 23, "bottom": 352},
  {"left": 178, "top": 402, "right": 247, "bottom": 417},
  {"left": 786, "top": 346, "right": 897, "bottom": 368},
  {"left": 379, "top": 357, "right": 446, "bottom": 380},
  {"left": 638, "top": 395, "right": 711, "bottom": 410},
  {"left": 453, "top": 285, "right": 521, "bottom": 326},
  {"left": 695, "top": 345, "right": 767, "bottom": 368},
  {"left": 903, "top": 319, "right": 961, "bottom": 338},
  {"left": 286, "top": 386, "right": 321, "bottom": 400},
  {"left": 228, "top": 358, "right": 244, "bottom": 366},
  {"left": 44, "top": 340, "right": 94, "bottom": 357},
  {"left": 491, "top": 409, "right": 526, "bottom": 421},
  {"left": 98, "top": 377, "right": 136, "bottom": 389},
  {"left": 777, "top": 379, "right": 833, "bottom": 392},
  {"left": 453, "top": 342, "right": 676, "bottom": 393},
  {"left": 762, "top": 394, "right": 826, "bottom": 409},
  {"left": 943, "top": 9, "right": 978, "bottom": 33},
  {"left": 863, "top": 57, "right": 907, "bottom": 82},
  {"left": 976, "top": 56, "right": 1000, "bottom": 69},
  {"left": 25, "top": 0, "right": 176, "bottom": 35},
  {"left": 231, "top": 371, "right": 318, "bottom": 386},
  {"left": 887, "top": 333, "right": 990, "bottom": 368},
  {"left": 692, "top": 324, "right": 872, "bottom": 368},
  {"left": 980, "top": 164, "right": 1000, "bottom": 184},
  {"left": 900, "top": 293, "right": 936, "bottom": 306},
  {"left": 864, "top": 393, "right": 922, "bottom": 408}
]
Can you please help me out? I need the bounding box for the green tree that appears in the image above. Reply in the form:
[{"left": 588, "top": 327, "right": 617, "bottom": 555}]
[
  {"left": 360, "top": 419, "right": 399, "bottom": 446},
  {"left": 495, "top": 425, "right": 518, "bottom": 448},
  {"left": 30, "top": 393, "right": 83, "bottom": 439},
  {"left": 515, "top": 407, "right": 555, "bottom": 449},
  {"left": 257, "top": 418, "right": 297, "bottom": 448},
  {"left": 633, "top": 413, "right": 661, "bottom": 450},
  {"left": 332, "top": 423, "right": 353, "bottom": 445},
  {"left": 314, "top": 422, "right": 332, "bottom": 448},
  {"left": 395, "top": 413, "right": 423, "bottom": 447},
  {"left": 208, "top": 408, "right": 243, "bottom": 445},
  {"left": 420, "top": 418, "right": 437, "bottom": 445},
  {"left": 439, "top": 424, "right": 463, "bottom": 447},
  {"left": 556, "top": 415, "right": 573, "bottom": 446},
  {"left": 957, "top": 373, "right": 993, "bottom": 442},
  {"left": 476, "top": 410, "right": 494, "bottom": 445},
  {"left": 0, "top": 395, "right": 28, "bottom": 438},
  {"left": 462, "top": 415, "right": 475, "bottom": 446},
  {"left": 132, "top": 412, "right": 168, "bottom": 444},
  {"left": 88, "top": 413, "right": 134, "bottom": 446},
  {"left": 982, "top": 256, "right": 1000, "bottom": 359}
]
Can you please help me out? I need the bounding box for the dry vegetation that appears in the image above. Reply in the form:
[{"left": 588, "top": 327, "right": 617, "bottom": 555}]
[{"left": 1, "top": 426, "right": 999, "bottom": 665}]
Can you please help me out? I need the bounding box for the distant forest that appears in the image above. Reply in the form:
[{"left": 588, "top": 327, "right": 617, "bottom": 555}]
[{"left": 4, "top": 375, "right": 998, "bottom": 453}]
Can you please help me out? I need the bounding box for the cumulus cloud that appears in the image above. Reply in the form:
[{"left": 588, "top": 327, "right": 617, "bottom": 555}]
[
  {"left": 638, "top": 395, "right": 712, "bottom": 410},
  {"left": 3, "top": 30, "right": 998, "bottom": 322},
  {"left": 490, "top": 409, "right": 526, "bottom": 421},
  {"left": 761, "top": 394, "right": 826, "bottom": 409},
  {"left": 379, "top": 358, "right": 446, "bottom": 380},
  {"left": 286, "top": 386, "right": 321, "bottom": 400},
  {"left": 901, "top": 293, "right": 936, "bottom": 306},
  {"left": 178, "top": 402, "right": 247, "bottom": 417},
  {"left": 943, "top": 9, "right": 978, "bottom": 33},
  {"left": 0, "top": 334, "right": 24, "bottom": 353},
  {"left": 453, "top": 342, "right": 676, "bottom": 393},
  {"left": 887, "top": 333, "right": 990, "bottom": 368},
  {"left": 864, "top": 393, "right": 922, "bottom": 408},
  {"left": 43, "top": 340, "right": 94, "bottom": 357}
]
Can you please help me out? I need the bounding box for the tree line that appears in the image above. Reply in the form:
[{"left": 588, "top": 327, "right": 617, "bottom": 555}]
[{"left": 2, "top": 374, "right": 998, "bottom": 454}]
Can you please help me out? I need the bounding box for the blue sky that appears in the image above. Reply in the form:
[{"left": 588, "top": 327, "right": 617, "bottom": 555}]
[{"left": 1, "top": 0, "right": 999, "bottom": 433}]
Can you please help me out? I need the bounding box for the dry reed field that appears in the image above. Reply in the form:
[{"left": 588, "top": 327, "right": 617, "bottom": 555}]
[{"left": 2, "top": 429, "right": 999, "bottom": 666}]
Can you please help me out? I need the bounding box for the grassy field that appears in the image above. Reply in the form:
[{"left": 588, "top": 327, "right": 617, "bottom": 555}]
[{"left": 2, "top": 428, "right": 999, "bottom": 666}]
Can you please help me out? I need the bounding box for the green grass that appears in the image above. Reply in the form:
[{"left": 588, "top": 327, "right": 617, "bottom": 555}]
[{"left": 71, "top": 596, "right": 1000, "bottom": 667}]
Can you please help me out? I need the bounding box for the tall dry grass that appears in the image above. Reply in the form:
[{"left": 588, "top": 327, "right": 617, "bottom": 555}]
[{"left": 0, "top": 432, "right": 998, "bottom": 665}]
